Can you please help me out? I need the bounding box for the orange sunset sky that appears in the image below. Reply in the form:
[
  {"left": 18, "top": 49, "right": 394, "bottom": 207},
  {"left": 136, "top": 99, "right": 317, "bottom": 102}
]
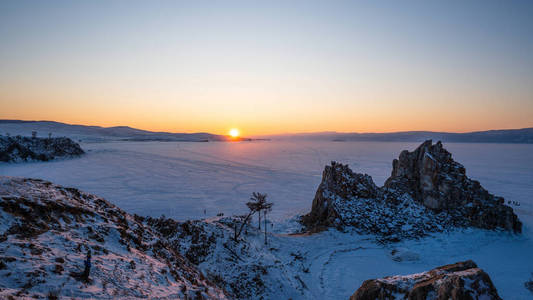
[{"left": 1, "top": 1, "right": 532, "bottom": 136}]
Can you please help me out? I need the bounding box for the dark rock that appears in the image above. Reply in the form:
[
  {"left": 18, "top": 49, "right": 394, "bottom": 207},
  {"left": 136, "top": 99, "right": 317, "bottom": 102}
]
[
  {"left": 350, "top": 260, "right": 502, "bottom": 300},
  {"left": 0, "top": 136, "right": 84, "bottom": 162},
  {"left": 384, "top": 140, "right": 521, "bottom": 233},
  {"left": 301, "top": 161, "right": 378, "bottom": 230},
  {"left": 525, "top": 273, "right": 533, "bottom": 294},
  {"left": 301, "top": 140, "right": 521, "bottom": 240}
]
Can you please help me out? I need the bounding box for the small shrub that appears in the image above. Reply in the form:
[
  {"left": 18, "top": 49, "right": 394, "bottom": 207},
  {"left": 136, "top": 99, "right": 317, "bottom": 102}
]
[
  {"left": 47, "top": 290, "right": 59, "bottom": 300},
  {"left": 525, "top": 273, "right": 533, "bottom": 293},
  {"left": 52, "top": 264, "right": 64, "bottom": 274}
]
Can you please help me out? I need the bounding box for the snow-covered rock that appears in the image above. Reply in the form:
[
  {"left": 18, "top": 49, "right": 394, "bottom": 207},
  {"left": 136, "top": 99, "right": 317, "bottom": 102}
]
[
  {"left": 0, "top": 136, "right": 84, "bottom": 162},
  {"left": 301, "top": 140, "right": 522, "bottom": 241},
  {"left": 350, "top": 260, "right": 502, "bottom": 300},
  {"left": 146, "top": 216, "right": 311, "bottom": 299},
  {"left": 385, "top": 140, "right": 521, "bottom": 232},
  {"left": 0, "top": 176, "right": 227, "bottom": 299}
]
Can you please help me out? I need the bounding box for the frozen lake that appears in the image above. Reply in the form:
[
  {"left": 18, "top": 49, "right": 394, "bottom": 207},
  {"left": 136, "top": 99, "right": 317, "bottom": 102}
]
[{"left": 1, "top": 140, "right": 532, "bottom": 226}]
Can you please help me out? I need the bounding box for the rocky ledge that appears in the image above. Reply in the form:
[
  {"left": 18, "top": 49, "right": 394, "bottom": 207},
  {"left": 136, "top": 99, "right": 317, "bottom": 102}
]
[
  {"left": 0, "top": 136, "right": 84, "bottom": 162},
  {"left": 0, "top": 177, "right": 227, "bottom": 299},
  {"left": 301, "top": 140, "right": 521, "bottom": 241},
  {"left": 350, "top": 260, "right": 501, "bottom": 300}
]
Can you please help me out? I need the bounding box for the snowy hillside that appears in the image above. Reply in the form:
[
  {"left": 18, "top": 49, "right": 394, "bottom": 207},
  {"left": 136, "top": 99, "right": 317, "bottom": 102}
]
[{"left": 0, "top": 177, "right": 227, "bottom": 299}]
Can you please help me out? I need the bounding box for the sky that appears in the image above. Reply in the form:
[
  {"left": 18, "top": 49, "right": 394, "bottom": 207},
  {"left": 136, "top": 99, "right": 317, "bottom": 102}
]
[{"left": 1, "top": 0, "right": 533, "bottom": 136}]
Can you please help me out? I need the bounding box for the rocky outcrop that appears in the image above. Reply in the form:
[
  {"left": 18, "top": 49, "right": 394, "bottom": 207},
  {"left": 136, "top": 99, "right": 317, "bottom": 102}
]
[
  {"left": 302, "top": 162, "right": 379, "bottom": 231},
  {"left": 301, "top": 140, "right": 521, "bottom": 240},
  {"left": 0, "top": 135, "right": 84, "bottom": 162},
  {"left": 384, "top": 140, "right": 520, "bottom": 232},
  {"left": 350, "top": 260, "right": 501, "bottom": 300},
  {"left": 0, "top": 176, "right": 227, "bottom": 299}
]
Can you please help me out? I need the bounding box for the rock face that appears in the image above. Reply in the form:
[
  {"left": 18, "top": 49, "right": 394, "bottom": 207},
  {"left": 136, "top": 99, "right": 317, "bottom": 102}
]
[
  {"left": 385, "top": 140, "right": 520, "bottom": 232},
  {"left": 301, "top": 140, "right": 521, "bottom": 240},
  {"left": 0, "top": 176, "right": 227, "bottom": 299},
  {"left": 350, "top": 260, "right": 502, "bottom": 300},
  {"left": 0, "top": 135, "right": 84, "bottom": 162},
  {"left": 303, "top": 162, "right": 379, "bottom": 230}
]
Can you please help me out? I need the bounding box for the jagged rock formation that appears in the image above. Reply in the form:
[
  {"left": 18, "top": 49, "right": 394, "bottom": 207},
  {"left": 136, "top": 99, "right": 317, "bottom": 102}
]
[
  {"left": 301, "top": 140, "right": 521, "bottom": 240},
  {"left": 350, "top": 260, "right": 502, "bottom": 300},
  {"left": 303, "top": 162, "right": 379, "bottom": 231},
  {"left": 385, "top": 140, "right": 521, "bottom": 232},
  {"left": 0, "top": 177, "right": 227, "bottom": 299},
  {"left": 0, "top": 136, "right": 84, "bottom": 162}
]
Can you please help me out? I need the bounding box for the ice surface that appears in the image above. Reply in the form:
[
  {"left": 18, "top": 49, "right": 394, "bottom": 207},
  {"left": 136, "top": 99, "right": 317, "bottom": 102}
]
[
  {"left": 1, "top": 140, "right": 533, "bottom": 299},
  {"left": 1, "top": 141, "right": 531, "bottom": 222},
  {"left": 0, "top": 140, "right": 403, "bottom": 220}
]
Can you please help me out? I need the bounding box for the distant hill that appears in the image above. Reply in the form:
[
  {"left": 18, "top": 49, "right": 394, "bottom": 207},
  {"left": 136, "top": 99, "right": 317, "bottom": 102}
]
[
  {"left": 2, "top": 120, "right": 532, "bottom": 143},
  {"left": 0, "top": 120, "right": 248, "bottom": 142},
  {"left": 264, "top": 128, "right": 533, "bottom": 144}
]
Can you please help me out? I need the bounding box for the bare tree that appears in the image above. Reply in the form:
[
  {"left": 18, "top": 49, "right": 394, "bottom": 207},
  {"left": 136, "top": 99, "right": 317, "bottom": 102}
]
[
  {"left": 233, "top": 201, "right": 257, "bottom": 242},
  {"left": 243, "top": 192, "right": 273, "bottom": 244},
  {"left": 233, "top": 214, "right": 253, "bottom": 242},
  {"left": 263, "top": 201, "right": 273, "bottom": 245},
  {"left": 247, "top": 192, "right": 267, "bottom": 230}
]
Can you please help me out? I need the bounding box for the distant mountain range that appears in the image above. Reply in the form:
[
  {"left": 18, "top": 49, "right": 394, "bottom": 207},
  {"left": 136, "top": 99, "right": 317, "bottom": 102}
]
[
  {"left": 0, "top": 120, "right": 249, "bottom": 142},
  {"left": 263, "top": 128, "right": 533, "bottom": 144},
  {"left": 1, "top": 120, "right": 532, "bottom": 143}
]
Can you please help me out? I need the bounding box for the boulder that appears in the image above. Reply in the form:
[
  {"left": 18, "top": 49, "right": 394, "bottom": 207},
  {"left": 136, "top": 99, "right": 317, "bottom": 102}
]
[{"left": 350, "top": 260, "right": 502, "bottom": 300}]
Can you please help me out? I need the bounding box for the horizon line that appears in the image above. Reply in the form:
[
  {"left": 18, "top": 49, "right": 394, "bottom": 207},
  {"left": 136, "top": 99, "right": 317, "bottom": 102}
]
[{"left": 1, "top": 119, "right": 532, "bottom": 137}]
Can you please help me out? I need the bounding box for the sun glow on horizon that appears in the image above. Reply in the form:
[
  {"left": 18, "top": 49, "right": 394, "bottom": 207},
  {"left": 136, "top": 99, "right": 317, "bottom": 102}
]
[{"left": 229, "top": 128, "right": 240, "bottom": 138}]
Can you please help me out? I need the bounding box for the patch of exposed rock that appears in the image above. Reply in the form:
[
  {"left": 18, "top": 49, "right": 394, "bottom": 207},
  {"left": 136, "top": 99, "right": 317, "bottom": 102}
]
[
  {"left": 301, "top": 140, "right": 521, "bottom": 241},
  {"left": 350, "top": 260, "right": 502, "bottom": 300},
  {"left": 0, "top": 135, "right": 84, "bottom": 162}
]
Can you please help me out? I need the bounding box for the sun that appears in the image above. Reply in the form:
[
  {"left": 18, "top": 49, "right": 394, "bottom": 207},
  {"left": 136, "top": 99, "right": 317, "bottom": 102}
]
[{"left": 229, "top": 128, "right": 240, "bottom": 138}]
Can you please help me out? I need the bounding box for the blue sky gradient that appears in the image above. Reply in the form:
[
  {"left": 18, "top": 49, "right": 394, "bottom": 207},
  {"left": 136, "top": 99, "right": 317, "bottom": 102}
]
[{"left": 1, "top": 1, "right": 532, "bottom": 134}]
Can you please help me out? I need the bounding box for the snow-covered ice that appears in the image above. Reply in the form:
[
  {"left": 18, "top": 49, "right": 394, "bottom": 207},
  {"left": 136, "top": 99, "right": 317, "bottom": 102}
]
[
  {"left": 1, "top": 140, "right": 533, "bottom": 298},
  {"left": 0, "top": 141, "right": 531, "bottom": 224}
]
